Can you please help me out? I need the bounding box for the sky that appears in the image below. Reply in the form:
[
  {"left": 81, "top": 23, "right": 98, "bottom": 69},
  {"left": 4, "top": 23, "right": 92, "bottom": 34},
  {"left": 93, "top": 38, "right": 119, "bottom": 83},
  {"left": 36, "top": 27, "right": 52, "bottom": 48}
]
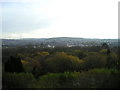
[{"left": 1, "top": 0, "right": 119, "bottom": 39}]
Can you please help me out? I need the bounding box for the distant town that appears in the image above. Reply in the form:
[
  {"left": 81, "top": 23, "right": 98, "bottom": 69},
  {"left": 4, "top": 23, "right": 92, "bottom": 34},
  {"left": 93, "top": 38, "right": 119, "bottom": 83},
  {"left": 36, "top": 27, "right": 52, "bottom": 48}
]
[{"left": 1, "top": 37, "right": 118, "bottom": 48}]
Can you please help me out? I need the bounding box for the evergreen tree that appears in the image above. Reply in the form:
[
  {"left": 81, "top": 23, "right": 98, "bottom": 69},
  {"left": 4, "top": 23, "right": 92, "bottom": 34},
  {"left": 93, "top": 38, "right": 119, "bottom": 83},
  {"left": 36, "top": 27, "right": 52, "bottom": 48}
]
[{"left": 4, "top": 56, "right": 24, "bottom": 73}]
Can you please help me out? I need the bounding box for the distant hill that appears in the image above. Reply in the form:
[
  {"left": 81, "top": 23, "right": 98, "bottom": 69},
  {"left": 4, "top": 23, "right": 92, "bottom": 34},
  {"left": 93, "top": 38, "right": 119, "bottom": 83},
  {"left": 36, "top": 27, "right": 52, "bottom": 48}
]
[{"left": 1, "top": 37, "right": 118, "bottom": 47}]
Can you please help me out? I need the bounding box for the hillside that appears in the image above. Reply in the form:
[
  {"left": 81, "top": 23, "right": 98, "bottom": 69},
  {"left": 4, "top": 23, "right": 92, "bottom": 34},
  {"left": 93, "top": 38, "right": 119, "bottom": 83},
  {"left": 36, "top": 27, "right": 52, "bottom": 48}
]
[{"left": 2, "top": 37, "right": 118, "bottom": 48}]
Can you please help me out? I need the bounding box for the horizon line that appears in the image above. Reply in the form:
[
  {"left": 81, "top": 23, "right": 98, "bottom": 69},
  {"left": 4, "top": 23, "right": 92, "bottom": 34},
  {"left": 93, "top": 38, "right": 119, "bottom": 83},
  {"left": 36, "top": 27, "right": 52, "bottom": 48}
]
[{"left": 0, "top": 36, "right": 119, "bottom": 40}]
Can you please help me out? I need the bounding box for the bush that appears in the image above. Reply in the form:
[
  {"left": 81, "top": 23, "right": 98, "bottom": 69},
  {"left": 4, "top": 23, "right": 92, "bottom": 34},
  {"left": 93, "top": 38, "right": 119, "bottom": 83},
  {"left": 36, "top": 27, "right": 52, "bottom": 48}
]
[
  {"left": 33, "top": 72, "right": 77, "bottom": 88},
  {"left": 100, "top": 49, "right": 108, "bottom": 55},
  {"left": 32, "top": 69, "right": 120, "bottom": 88},
  {"left": 73, "top": 50, "right": 87, "bottom": 59},
  {"left": 106, "top": 53, "right": 118, "bottom": 68},
  {"left": 3, "top": 72, "right": 36, "bottom": 88},
  {"left": 45, "top": 52, "right": 84, "bottom": 73},
  {"left": 84, "top": 53, "right": 106, "bottom": 70},
  {"left": 35, "top": 51, "right": 50, "bottom": 57}
]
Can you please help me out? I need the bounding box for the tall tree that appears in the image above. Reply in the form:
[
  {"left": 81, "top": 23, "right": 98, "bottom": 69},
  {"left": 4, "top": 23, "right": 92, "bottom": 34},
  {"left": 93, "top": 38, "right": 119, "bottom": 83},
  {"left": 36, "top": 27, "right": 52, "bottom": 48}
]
[{"left": 4, "top": 56, "right": 24, "bottom": 73}]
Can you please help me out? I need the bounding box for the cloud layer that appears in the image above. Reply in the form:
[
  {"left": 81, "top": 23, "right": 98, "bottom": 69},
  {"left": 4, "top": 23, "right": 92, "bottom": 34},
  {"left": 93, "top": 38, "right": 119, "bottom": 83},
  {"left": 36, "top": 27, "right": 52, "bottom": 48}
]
[{"left": 1, "top": 0, "right": 118, "bottom": 39}]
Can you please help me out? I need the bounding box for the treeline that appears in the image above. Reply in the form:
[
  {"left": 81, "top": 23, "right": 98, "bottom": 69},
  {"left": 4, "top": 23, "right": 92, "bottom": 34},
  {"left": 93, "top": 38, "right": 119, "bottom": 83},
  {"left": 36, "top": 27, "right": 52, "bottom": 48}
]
[
  {"left": 2, "top": 43, "right": 120, "bottom": 88},
  {"left": 3, "top": 69, "right": 120, "bottom": 88}
]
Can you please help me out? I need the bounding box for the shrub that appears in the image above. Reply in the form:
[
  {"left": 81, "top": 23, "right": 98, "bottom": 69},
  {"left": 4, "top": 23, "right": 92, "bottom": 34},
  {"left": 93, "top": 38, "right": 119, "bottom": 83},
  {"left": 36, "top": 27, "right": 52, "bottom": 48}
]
[
  {"left": 84, "top": 53, "right": 106, "bottom": 70},
  {"left": 74, "top": 50, "right": 87, "bottom": 59},
  {"left": 45, "top": 52, "right": 84, "bottom": 73},
  {"left": 106, "top": 53, "right": 118, "bottom": 68},
  {"left": 3, "top": 72, "right": 36, "bottom": 88},
  {"left": 100, "top": 49, "right": 108, "bottom": 55},
  {"left": 33, "top": 69, "right": 120, "bottom": 88}
]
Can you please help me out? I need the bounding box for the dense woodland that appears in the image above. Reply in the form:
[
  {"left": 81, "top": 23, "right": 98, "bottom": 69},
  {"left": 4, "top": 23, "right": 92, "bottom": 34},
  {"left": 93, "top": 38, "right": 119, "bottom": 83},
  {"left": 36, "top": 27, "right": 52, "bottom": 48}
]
[{"left": 2, "top": 42, "right": 120, "bottom": 88}]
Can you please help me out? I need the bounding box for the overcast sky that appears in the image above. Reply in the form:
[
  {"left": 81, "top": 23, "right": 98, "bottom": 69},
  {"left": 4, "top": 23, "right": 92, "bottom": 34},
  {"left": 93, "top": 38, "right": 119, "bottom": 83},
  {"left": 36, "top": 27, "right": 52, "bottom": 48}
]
[{"left": 1, "top": 0, "right": 119, "bottom": 39}]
